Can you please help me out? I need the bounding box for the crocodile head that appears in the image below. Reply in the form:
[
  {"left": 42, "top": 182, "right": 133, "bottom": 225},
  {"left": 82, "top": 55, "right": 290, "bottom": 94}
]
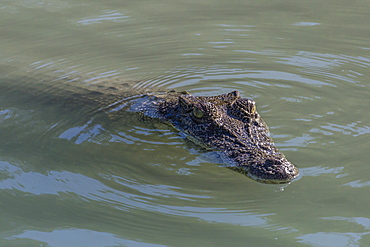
[{"left": 158, "top": 91, "right": 299, "bottom": 184}]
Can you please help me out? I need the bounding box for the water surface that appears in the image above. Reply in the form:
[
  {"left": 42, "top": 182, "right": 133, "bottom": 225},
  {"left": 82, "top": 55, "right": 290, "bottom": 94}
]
[{"left": 1, "top": 0, "right": 370, "bottom": 246}]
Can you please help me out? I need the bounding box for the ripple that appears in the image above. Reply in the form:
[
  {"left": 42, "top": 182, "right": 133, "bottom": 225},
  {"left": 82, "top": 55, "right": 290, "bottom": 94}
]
[
  {"left": 297, "top": 232, "right": 369, "bottom": 247},
  {"left": 77, "top": 10, "right": 130, "bottom": 26},
  {"left": 7, "top": 229, "right": 166, "bottom": 247},
  {"left": 300, "top": 166, "right": 344, "bottom": 177},
  {"left": 319, "top": 122, "right": 370, "bottom": 137},
  {"left": 291, "top": 22, "right": 321, "bottom": 26},
  {"left": 342, "top": 180, "right": 370, "bottom": 188}
]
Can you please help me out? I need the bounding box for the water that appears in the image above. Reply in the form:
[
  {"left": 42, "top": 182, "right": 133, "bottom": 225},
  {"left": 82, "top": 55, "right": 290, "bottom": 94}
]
[{"left": 1, "top": 0, "right": 370, "bottom": 246}]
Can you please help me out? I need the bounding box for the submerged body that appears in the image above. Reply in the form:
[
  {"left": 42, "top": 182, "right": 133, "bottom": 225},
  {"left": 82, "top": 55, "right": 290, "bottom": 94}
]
[{"left": 0, "top": 72, "right": 299, "bottom": 183}]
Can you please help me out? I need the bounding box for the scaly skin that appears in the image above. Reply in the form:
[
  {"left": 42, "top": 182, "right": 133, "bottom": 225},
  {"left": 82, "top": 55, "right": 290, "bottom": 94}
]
[{"left": 155, "top": 91, "right": 299, "bottom": 183}]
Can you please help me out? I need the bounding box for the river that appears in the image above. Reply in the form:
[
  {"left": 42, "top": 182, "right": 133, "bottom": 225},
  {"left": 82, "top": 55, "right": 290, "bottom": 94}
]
[{"left": 1, "top": 0, "right": 370, "bottom": 246}]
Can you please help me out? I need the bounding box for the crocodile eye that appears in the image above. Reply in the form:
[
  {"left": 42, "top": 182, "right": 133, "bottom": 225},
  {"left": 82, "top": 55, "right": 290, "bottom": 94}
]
[
  {"left": 251, "top": 104, "right": 256, "bottom": 114},
  {"left": 192, "top": 107, "right": 204, "bottom": 118}
]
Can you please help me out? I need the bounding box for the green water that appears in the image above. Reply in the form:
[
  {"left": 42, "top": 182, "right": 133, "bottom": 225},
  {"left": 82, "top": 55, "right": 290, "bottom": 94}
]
[{"left": 1, "top": 0, "right": 370, "bottom": 246}]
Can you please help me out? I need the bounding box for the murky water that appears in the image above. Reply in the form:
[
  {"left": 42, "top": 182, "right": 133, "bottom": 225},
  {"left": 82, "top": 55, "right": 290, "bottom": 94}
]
[{"left": 1, "top": 0, "right": 370, "bottom": 246}]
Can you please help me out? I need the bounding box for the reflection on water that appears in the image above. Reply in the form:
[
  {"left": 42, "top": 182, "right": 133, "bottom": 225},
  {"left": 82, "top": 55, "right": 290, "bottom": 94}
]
[
  {"left": 1, "top": 0, "right": 370, "bottom": 246},
  {"left": 9, "top": 229, "right": 167, "bottom": 247}
]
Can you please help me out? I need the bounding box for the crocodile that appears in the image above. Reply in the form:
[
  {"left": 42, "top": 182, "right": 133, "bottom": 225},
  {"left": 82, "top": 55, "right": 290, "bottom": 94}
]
[
  {"left": 132, "top": 90, "right": 299, "bottom": 183},
  {"left": 0, "top": 70, "right": 299, "bottom": 183}
]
